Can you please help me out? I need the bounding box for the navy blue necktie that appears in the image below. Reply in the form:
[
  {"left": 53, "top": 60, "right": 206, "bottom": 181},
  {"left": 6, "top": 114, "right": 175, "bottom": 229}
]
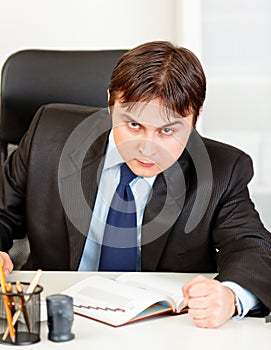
[{"left": 99, "top": 163, "right": 137, "bottom": 271}]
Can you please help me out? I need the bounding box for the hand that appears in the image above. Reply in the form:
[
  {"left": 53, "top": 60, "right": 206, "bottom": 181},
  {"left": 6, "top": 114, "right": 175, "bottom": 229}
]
[
  {"left": 0, "top": 251, "right": 14, "bottom": 278},
  {"left": 182, "top": 275, "right": 236, "bottom": 328}
]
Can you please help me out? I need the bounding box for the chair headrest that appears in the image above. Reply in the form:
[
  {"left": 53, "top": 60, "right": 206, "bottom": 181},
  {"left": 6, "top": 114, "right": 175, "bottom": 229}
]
[{"left": 0, "top": 49, "right": 126, "bottom": 144}]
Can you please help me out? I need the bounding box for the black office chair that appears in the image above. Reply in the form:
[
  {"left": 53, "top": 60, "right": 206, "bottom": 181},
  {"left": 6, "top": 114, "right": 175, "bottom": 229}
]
[
  {"left": 0, "top": 48, "right": 126, "bottom": 164},
  {"left": 0, "top": 48, "right": 126, "bottom": 268}
]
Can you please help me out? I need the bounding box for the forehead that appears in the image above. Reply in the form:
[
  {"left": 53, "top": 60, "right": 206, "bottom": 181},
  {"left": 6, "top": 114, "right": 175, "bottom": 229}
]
[{"left": 112, "top": 101, "right": 182, "bottom": 127}]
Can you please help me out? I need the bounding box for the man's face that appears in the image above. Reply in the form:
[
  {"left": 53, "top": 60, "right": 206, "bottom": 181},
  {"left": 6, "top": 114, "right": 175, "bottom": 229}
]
[{"left": 111, "top": 99, "right": 194, "bottom": 177}]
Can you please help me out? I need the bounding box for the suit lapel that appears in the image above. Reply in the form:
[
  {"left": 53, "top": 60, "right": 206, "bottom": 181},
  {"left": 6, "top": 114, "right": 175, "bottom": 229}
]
[
  {"left": 141, "top": 151, "right": 191, "bottom": 271},
  {"left": 141, "top": 129, "right": 214, "bottom": 271},
  {"left": 59, "top": 111, "right": 111, "bottom": 270}
]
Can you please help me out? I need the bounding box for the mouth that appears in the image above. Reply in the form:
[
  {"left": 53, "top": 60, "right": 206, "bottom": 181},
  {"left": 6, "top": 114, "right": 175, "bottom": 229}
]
[{"left": 135, "top": 159, "right": 155, "bottom": 168}]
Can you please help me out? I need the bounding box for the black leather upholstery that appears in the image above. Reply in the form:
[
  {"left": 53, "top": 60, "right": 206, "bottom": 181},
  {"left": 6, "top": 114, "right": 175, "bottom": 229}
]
[{"left": 0, "top": 49, "right": 126, "bottom": 163}]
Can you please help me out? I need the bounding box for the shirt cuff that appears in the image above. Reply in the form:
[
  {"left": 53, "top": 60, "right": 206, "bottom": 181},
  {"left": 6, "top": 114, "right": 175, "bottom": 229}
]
[{"left": 221, "top": 281, "right": 259, "bottom": 319}]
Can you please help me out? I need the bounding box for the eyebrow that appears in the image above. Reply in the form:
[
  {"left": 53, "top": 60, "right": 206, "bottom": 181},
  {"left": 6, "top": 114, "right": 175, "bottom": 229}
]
[{"left": 120, "top": 112, "right": 184, "bottom": 128}]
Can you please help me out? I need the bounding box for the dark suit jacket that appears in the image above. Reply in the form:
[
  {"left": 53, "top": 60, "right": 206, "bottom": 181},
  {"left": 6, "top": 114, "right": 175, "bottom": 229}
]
[{"left": 0, "top": 103, "right": 271, "bottom": 313}]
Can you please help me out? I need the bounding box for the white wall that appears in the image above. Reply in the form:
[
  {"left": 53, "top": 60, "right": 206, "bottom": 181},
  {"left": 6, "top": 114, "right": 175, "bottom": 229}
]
[
  {"left": 0, "top": 0, "right": 180, "bottom": 69},
  {"left": 1, "top": 0, "right": 270, "bottom": 230},
  {"left": 200, "top": 0, "right": 271, "bottom": 230}
]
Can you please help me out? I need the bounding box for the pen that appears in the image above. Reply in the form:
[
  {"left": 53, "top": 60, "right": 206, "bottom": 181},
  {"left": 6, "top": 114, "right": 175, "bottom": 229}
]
[
  {"left": 2, "top": 269, "right": 42, "bottom": 341},
  {"left": 16, "top": 281, "right": 31, "bottom": 332},
  {"left": 0, "top": 261, "right": 16, "bottom": 343}
]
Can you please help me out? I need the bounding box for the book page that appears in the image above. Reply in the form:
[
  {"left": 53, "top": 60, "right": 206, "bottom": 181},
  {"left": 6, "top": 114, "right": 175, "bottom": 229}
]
[
  {"left": 116, "top": 273, "right": 184, "bottom": 312},
  {"left": 63, "top": 276, "right": 174, "bottom": 326}
]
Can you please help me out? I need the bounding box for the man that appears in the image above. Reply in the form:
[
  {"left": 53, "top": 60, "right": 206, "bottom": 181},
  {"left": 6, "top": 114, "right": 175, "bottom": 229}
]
[{"left": 0, "top": 41, "right": 270, "bottom": 328}]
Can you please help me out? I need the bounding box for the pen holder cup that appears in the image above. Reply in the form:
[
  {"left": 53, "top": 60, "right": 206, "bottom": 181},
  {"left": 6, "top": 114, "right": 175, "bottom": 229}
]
[
  {"left": 46, "top": 294, "right": 75, "bottom": 342},
  {"left": 0, "top": 282, "right": 43, "bottom": 345}
]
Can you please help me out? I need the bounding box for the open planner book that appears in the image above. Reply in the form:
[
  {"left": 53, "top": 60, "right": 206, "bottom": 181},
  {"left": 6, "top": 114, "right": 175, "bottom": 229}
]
[{"left": 62, "top": 273, "right": 187, "bottom": 327}]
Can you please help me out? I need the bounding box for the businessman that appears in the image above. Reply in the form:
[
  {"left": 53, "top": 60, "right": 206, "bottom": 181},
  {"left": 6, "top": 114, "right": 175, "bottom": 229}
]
[{"left": 0, "top": 41, "right": 270, "bottom": 328}]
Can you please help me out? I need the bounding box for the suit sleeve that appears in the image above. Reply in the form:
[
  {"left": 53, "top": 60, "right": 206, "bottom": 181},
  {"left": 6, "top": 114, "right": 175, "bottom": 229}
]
[
  {"left": 213, "top": 153, "right": 271, "bottom": 312},
  {"left": 0, "top": 106, "right": 45, "bottom": 251}
]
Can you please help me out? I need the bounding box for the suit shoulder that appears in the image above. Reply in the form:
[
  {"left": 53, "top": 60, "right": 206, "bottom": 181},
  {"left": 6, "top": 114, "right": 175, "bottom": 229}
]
[
  {"left": 25, "top": 104, "right": 109, "bottom": 155},
  {"left": 200, "top": 136, "right": 254, "bottom": 193},
  {"left": 202, "top": 137, "right": 252, "bottom": 164},
  {"left": 32, "top": 103, "right": 105, "bottom": 134}
]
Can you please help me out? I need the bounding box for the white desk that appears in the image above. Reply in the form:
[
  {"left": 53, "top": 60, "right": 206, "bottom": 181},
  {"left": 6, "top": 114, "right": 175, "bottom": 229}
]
[{"left": 2, "top": 271, "right": 270, "bottom": 349}]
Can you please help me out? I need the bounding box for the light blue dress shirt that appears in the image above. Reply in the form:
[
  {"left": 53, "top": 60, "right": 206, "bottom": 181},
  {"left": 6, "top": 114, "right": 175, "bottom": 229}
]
[
  {"left": 78, "top": 131, "right": 259, "bottom": 317},
  {"left": 222, "top": 281, "right": 259, "bottom": 319},
  {"left": 78, "top": 131, "right": 156, "bottom": 271}
]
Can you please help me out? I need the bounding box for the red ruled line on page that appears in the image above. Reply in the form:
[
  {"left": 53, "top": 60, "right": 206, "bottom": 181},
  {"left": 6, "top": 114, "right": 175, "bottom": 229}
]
[{"left": 74, "top": 304, "right": 126, "bottom": 312}]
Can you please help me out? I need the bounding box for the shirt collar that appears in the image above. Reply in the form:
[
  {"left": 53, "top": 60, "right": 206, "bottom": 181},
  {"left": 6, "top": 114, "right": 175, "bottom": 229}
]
[
  {"left": 104, "top": 130, "right": 156, "bottom": 187},
  {"left": 103, "top": 130, "right": 123, "bottom": 169}
]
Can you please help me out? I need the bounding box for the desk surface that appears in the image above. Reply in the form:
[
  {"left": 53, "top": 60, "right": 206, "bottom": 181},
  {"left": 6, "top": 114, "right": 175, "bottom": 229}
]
[{"left": 2, "top": 271, "right": 270, "bottom": 349}]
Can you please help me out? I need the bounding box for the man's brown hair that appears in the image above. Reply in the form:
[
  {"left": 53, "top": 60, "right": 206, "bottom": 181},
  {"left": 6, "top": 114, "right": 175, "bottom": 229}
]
[{"left": 108, "top": 41, "right": 206, "bottom": 123}]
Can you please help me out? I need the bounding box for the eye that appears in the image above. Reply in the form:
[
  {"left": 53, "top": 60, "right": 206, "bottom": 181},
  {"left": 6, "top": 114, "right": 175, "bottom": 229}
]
[
  {"left": 160, "top": 127, "right": 173, "bottom": 135},
  {"left": 127, "top": 121, "right": 140, "bottom": 130}
]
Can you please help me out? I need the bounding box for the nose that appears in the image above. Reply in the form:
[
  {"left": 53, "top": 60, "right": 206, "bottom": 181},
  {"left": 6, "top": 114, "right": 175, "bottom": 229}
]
[{"left": 138, "top": 136, "right": 156, "bottom": 157}]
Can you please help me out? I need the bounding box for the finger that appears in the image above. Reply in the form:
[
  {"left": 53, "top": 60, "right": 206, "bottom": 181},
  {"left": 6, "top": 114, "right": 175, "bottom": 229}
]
[
  {"left": 189, "top": 308, "right": 222, "bottom": 328},
  {"left": 192, "top": 318, "right": 213, "bottom": 328},
  {"left": 192, "top": 316, "right": 224, "bottom": 329},
  {"left": 188, "top": 296, "right": 209, "bottom": 309},
  {"left": 182, "top": 275, "right": 207, "bottom": 297},
  {"left": 188, "top": 308, "right": 208, "bottom": 319},
  {"left": 182, "top": 275, "right": 207, "bottom": 291},
  {"left": 182, "top": 295, "right": 189, "bottom": 306},
  {"left": 182, "top": 276, "right": 208, "bottom": 305},
  {"left": 187, "top": 279, "right": 222, "bottom": 299},
  {"left": 186, "top": 282, "right": 212, "bottom": 300},
  {"left": 0, "top": 252, "right": 14, "bottom": 277}
]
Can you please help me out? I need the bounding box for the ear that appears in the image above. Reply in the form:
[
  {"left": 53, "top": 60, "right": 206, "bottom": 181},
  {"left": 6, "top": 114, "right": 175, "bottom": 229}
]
[
  {"left": 193, "top": 106, "right": 203, "bottom": 129},
  {"left": 198, "top": 106, "right": 203, "bottom": 119},
  {"left": 107, "top": 89, "right": 112, "bottom": 116},
  {"left": 195, "top": 106, "right": 203, "bottom": 124},
  {"left": 193, "top": 106, "right": 204, "bottom": 130}
]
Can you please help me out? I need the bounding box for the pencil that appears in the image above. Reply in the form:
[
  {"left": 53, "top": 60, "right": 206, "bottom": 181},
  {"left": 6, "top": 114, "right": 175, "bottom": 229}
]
[
  {"left": 5, "top": 282, "right": 16, "bottom": 316},
  {"left": 0, "top": 261, "right": 16, "bottom": 343},
  {"left": 16, "top": 281, "right": 31, "bottom": 332},
  {"left": 5, "top": 282, "right": 18, "bottom": 333},
  {"left": 23, "top": 269, "right": 43, "bottom": 302},
  {"left": 2, "top": 269, "right": 42, "bottom": 341}
]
